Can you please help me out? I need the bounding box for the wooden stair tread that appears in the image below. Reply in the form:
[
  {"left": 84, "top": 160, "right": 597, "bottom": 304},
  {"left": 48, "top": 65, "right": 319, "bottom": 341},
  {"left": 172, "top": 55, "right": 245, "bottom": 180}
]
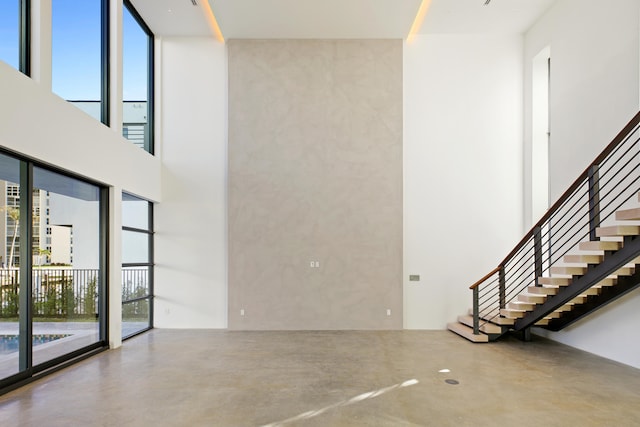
[
  {"left": 579, "top": 240, "right": 622, "bottom": 251},
  {"left": 596, "top": 225, "right": 640, "bottom": 237},
  {"left": 500, "top": 308, "right": 526, "bottom": 319},
  {"left": 447, "top": 322, "right": 489, "bottom": 343},
  {"left": 581, "top": 287, "right": 601, "bottom": 296},
  {"left": 613, "top": 267, "right": 635, "bottom": 276},
  {"left": 508, "top": 301, "right": 535, "bottom": 311},
  {"left": 616, "top": 207, "right": 640, "bottom": 221},
  {"left": 550, "top": 266, "right": 587, "bottom": 275},
  {"left": 466, "top": 309, "right": 516, "bottom": 325},
  {"left": 570, "top": 295, "right": 587, "bottom": 304},
  {"left": 528, "top": 285, "right": 559, "bottom": 295},
  {"left": 550, "top": 266, "right": 633, "bottom": 278},
  {"left": 518, "top": 293, "right": 547, "bottom": 304},
  {"left": 564, "top": 254, "right": 603, "bottom": 264},
  {"left": 457, "top": 315, "right": 503, "bottom": 334},
  {"left": 597, "top": 277, "right": 617, "bottom": 286},
  {"left": 488, "top": 316, "right": 515, "bottom": 326},
  {"left": 538, "top": 277, "right": 571, "bottom": 286}
]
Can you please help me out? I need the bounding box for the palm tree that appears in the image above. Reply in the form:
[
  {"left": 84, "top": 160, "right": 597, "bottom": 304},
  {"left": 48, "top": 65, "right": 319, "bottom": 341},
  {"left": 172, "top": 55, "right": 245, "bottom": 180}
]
[
  {"left": 35, "top": 248, "right": 51, "bottom": 266},
  {"left": 6, "top": 207, "right": 19, "bottom": 268}
]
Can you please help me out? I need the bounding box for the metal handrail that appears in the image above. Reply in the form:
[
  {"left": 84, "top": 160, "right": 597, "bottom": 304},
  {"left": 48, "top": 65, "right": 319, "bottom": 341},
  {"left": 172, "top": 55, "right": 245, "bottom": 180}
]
[{"left": 499, "top": 112, "right": 640, "bottom": 267}]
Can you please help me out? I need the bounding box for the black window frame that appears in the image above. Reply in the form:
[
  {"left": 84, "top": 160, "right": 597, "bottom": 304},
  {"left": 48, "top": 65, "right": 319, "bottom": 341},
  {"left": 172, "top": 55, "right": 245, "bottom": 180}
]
[
  {"left": 0, "top": 147, "right": 109, "bottom": 394},
  {"left": 51, "top": 0, "right": 109, "bottom": 126},
  {"left": 123, "top": 0, "right": 154, "bottom": 154},
  {"left": 121, "top": 193, "right": 154, "bottom": 340},
  {"left": 19, "top": 0, "right": 31, "bottom": 75},
  {"left": 101, "top": 0, "right": 110, "bottom": 126}
]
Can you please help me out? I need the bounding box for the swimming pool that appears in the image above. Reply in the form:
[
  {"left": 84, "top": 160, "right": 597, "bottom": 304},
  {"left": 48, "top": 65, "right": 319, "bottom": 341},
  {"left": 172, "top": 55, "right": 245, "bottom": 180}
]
[{"left": 0, "top": 334, "right": 71, "bottom": 355}]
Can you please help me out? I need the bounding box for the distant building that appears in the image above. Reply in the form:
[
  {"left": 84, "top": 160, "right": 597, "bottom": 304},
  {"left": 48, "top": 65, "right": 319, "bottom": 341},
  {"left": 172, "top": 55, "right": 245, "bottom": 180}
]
[{"left": 71, "top": 100, "right": 149, "bottom": 150}]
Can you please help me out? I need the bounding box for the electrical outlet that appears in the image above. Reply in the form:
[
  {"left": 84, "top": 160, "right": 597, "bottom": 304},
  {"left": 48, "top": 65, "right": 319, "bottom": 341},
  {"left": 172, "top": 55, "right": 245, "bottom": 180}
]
[
  {"left": 240, "top": 309, "right": 245, "bottom": 316},
  {"left": 387, "top": 309, "right": 391, "bottom": 316}
]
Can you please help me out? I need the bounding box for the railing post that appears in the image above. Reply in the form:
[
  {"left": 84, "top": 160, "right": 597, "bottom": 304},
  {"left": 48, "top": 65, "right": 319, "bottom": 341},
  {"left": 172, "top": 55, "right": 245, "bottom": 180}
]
[
  {"left": 472, "top": 286, "right": 480, "bottom": 335},
  {"left": 534, "top": 226, "right": 543, "bottom": 286},
  {"left": 588, "top": 164, "right": 601, "bottom": 241},
  {"left": 499, "top": 265, "right": 506, "bottom": 309}
]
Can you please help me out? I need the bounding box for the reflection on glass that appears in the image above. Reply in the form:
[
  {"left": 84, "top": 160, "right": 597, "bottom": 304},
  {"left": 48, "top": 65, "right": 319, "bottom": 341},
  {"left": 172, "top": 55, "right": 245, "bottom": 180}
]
[
  {"left": 0, "top": 153, "right": 21, "bottom": 380},
  {"left": 122, "top": 266, "right": 149, "bottom": 300},
  {"left": 52, "top": 0, "right": 102, "bottom": 120},
  {"left": 0, "top": 0, "right": 20, "bottom": 69},
  {"left": 122, "top": 231, "right": 149, "bottom": 264},
  {"left": 122, "top": 193, "right": 149, "bottom": 230},
  {"left": 122, "top": 299, "right": 149, "bottom": 338},
  {"left": 123, "top": 4, "right": 151, "bottom": 152},
  {"left": 31, "top": 167, "right": 101, "bottom": 366}
]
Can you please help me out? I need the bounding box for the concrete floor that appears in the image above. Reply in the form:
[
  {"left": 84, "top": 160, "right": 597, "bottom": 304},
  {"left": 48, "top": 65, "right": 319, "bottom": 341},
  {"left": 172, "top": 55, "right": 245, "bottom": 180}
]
[{"left": 1, "top": 330, "right": 640, "bottom": 427}]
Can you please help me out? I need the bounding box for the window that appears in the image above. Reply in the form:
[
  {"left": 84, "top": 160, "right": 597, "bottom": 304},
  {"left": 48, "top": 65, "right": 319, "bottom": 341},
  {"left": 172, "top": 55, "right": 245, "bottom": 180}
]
[
  {"left": 121, "top": 193, "right": 153, "bottom": 339},
  {"left": 123, "top": 1, "right": 154, "bottom": 153},
  {"left": 0, "top": 0, "right": 29, "bottom": 74},
  {"left": 0, "top": 151, "right": 108, "bottom": 389},
  {"left": 52, "top": 0, "right": 108, "bottom": 124}
]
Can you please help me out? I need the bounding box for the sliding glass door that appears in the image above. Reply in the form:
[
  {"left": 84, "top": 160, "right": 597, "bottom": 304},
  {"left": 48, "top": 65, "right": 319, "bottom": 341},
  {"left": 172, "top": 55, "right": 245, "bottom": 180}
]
[
  {"left": 31, "top": 167, "right": 103, "bottom": 365},
  {"left": 0, "top": 153, "right": 21, "bottom": 379},
  {"left": 0, "top": 151, "right": 107, "bottom": 388}
]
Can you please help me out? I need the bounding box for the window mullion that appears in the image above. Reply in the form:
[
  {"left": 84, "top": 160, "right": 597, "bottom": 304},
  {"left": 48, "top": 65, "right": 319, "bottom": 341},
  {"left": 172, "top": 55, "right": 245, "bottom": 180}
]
[
  {"left": 101, "top": 0, "right": 110, "bottom": 126},
  {"left": 18, "top": 161, "right": 33, "bottom": 372},
  {"left": 19, "top": 0, "right": 31, "bottom": 75}
]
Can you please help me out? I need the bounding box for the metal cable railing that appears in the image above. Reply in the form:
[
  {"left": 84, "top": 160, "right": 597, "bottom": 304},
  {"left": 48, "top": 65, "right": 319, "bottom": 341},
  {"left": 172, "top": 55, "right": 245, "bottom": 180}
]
[
  {"left": 469, "top": 111, "right": 640, "bottom": 335},
  {"left": 0, "top": 267, "right": 150, "bottom": 318}
]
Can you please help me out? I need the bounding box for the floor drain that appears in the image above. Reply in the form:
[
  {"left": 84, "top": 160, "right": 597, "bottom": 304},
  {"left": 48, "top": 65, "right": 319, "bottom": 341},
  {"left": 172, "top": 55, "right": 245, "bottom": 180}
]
[{"left": 444, "top": 379, "right": 459, "bottom": 385}]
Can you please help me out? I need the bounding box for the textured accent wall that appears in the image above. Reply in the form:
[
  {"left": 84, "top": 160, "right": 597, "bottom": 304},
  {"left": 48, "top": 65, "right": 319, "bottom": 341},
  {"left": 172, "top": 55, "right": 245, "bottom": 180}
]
[{"left": 228, "top": 40, "right": 402, "bottom": 330}]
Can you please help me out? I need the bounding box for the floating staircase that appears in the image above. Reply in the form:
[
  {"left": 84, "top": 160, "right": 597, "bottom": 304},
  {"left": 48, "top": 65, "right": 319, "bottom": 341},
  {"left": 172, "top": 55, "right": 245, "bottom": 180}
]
[
  {"left": 447, "top": 111, "right": 640, "bottom": 343},
  {"left": 449, "top": 214, "right": 640, "bottom": 341}
]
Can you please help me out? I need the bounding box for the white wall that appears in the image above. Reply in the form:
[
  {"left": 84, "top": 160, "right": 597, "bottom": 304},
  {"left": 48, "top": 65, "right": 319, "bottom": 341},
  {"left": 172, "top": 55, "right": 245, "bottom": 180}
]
[
  {"left": 524, "top": 0, "right": 640, "bottom": 368},
  {"left": 153, "top": 37, "right": 228, "bottom": 328},
  {"left": 0, "top": 63, "right": 161, "bottom": 198},
  {"left": 403, "top": 34, "right": 524, "bottom": 329}
]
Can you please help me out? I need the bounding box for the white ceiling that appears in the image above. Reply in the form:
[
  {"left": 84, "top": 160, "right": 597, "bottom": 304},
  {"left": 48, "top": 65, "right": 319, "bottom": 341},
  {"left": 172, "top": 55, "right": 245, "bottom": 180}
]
[
  {"left": 129, "top": 0, "right": 211, "bottom": 37},
  {"left": 131, "top": 0, "right": 557, "bottom": 39},
  {"left": 421, "top": 0, "right": 557, "bottom": 34},
  {"left": 209, "top": 0, "right": 422, "bottom": 39}
]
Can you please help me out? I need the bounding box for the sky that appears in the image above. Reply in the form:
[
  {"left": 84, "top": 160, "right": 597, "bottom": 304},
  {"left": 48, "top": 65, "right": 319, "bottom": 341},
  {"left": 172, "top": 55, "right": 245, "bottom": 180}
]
[
  {"left": 0, "top": 1, "right": 19, "bottom": 69},
  {"left": 0, "top": 0, "right": 149, "bottom": 101}
]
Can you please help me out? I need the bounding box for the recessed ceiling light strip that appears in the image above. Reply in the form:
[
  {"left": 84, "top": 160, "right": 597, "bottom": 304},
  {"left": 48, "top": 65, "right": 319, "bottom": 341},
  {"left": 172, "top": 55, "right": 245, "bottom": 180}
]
[
  {"left": 199, "top": 0, "right": 225, "bottom": 42},
  {"left": 407, "top": 0, "right": 432, "bottom": 43}
]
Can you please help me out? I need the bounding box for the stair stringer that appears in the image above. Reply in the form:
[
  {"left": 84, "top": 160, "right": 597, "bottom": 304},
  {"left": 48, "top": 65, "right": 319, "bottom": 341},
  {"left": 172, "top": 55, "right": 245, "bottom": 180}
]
[
  {"left": 514, "top": 236, "right": 640, "bottom": 331},
  {"left": 544, "top": 268, "right": 640, "bottom": 330}
]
